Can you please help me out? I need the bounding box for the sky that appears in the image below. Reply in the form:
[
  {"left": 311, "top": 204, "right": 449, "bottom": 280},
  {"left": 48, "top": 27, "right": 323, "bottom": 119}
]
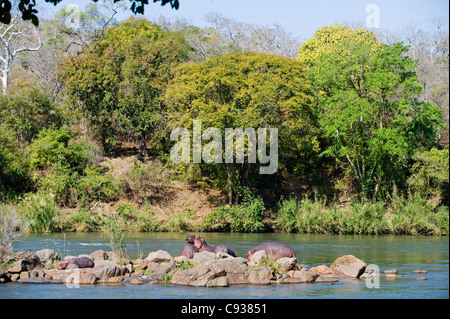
[{"left": 39, "top": 0, "right": 449, "bottom": 41}]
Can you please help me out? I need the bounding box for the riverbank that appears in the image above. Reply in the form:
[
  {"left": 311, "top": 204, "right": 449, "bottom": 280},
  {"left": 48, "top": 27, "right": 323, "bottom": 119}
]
[{"left": 1, "top": 193, "right": 448, "bottom": 236}]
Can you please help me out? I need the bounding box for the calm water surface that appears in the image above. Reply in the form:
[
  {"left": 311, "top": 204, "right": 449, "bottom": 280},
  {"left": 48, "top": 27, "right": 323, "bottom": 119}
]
[{"left": 0, "top": 232, "right": 448, "bottom": 299}]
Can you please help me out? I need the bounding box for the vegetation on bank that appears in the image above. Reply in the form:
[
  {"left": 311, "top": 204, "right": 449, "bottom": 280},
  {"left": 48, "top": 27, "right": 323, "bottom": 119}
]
[{"left": 0, "top": 4, "right": 449, "bottom": 248}]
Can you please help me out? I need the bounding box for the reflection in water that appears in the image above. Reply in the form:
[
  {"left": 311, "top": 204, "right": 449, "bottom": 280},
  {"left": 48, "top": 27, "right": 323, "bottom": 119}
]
[{"left": 2, "top": 232, "right": 448, "bottom": 299}]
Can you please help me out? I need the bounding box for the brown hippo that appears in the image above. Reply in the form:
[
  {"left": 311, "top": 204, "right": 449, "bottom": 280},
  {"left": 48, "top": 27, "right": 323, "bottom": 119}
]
[
  {"left": 246, "top": 241, "right": 295, "bottom": 261},
  {"left": 58, "top": 257, "right": 95, "bottom": 270},
  {"left": 179, "top": 244, "right": 199, "bottom": 259},
  {"left": 192, "top": 235, "right": 237, "bottom": 257}
]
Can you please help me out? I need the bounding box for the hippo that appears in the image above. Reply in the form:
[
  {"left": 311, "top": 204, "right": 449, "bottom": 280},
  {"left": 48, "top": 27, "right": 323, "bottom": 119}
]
[
  {"left": 58, "top": 257, "right": 95, "bottom": 270},
  {"left": 192, "top": 235, "right": 237, "bottom": 257},
  {"left": 179, "top": 244, "right": 199, "bottom": 259},
  {"left": 246, "top": 241, "right": 295, "bottom": 261}
]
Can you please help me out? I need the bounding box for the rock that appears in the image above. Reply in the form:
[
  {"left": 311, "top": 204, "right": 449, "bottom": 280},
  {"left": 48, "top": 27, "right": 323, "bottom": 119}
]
[
  {"left": 174, "top": 256, "right": 189, "bottom": 263},
  {"left": 107, "top": 276, "right": 126, "bottom": 283},
  {"left": 330, "top": 255, "right": 366, "bottom": 278},
  {"left": 78, "top": 272, "right": 98, "bottom": 285},
  {"left": 412, "top": 269, "right": 427, "bottom": 274},
  {"left": 44, "top": 269, "right": 69, "bottom": 281},
  {"left": 215, "top": 252, "right": 233, "bottom": 259},
  {"left": 146, "top": 250, "right": 173, "bottom": 263},
  {"left": 90, "top": 250, "right": 109, "bottom": 261},
  {"left": 16, "top": 250, "right": 42, "bottom": 268},
  {"left": 8, "top": 260, "right": 31, "bottom": 273},
  {"left": 275, "top": 257, "right": 298, "bottom": 273},
  {"left": 226, "top": 273, "right": 249, "bottom": 285},
  {"left": 134, "top": 260, "right": 149, "bottom": 271},
  {"left": 384, "top": 269, "right": 397, "bottom": 275},
  {"left": 35, "top": 249, "right": 60, "bottom": 264},
  {"left": 17, "top": 277, "right": 63, "bottom": 284},
  {"left": 126, "top": 264, "right": 133, "bottom": 273},
  {"left": 10, "top": 273, "right": 19, "bottom": 282},
  {"left": 29, "top": 270, "right": 45, "bottom": 278},
  {"left": 416, "top": 276, "right": 427, "bottom": 280},
  {"left": 206, "top": 257, "right": 247, "bottom": 275},
  {"left": 20, "top": 271, "right": 30, "bottom": 279},
  {"left": 193, "top": 251, "right": 216, "bottom": 264},
  {"left": 248, "top": 267, "right": 274, "bottom": 285},
  {"left": 206, "top": 276, "right": 228, "bottom": 287},
  {"left": 310, "top": 265, "right": 333, "bottom": 275},
  {"left": 130, "top": 278, "right": 144, "bottom": 285},
  {"left": 247, "top": 250, "right": 269, "bottom": 267},
  {"left": 0, "top": 269, "right": 11, "bottom": 283},
  {"left": 91, "top": 261, "right": 127, "bottom": 282},
  {"left": 289, "top": 268, "right": 319, "bottom": 283},
  {"left": 171, "top": 262, "right": 228, "bottom": 287},
  {"left": 147, "top": 260, "right": 176, "bottom": 280},
  {"left": 314, "top": 275, "right": 340, "bottom": 283}
]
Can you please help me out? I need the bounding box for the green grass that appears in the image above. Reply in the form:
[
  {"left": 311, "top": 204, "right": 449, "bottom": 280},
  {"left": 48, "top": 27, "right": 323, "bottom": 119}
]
[{"left": 276, "top": 195, "right": 449, "bottom": 235}]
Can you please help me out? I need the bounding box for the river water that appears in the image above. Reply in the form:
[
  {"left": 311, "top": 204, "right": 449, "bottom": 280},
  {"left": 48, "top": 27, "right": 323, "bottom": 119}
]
[{"left": 0, "top": 232, "right": 448, "bottom": 299}]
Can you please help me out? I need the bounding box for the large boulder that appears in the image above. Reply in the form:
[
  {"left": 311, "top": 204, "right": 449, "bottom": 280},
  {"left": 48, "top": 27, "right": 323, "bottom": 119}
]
[
  {"left": 0, "top": 269, "right": 11, "bottom": 283},
  {"left": 248, "top": 267, "right": 274, "bottom": 285},
  {"left": 330, "top": 255, "right": 366, "bottom": 278},
  {"left": 146, "top": 250, "right": 173, "bottom": 263},
  {"left": 171, "top": 261, "right": 228, "bottom": 287},
  {"left": 310, "top": 264, "right": 333, "bottom": 275},
  {"left": 90, "top": 250, "right": 109, "bottom": 261},
  {"left": 35, "top": 249, "right": 60, "bottom": 264},
  {"left": 275, "top": 257, "right": 298, "bottom": 273},
  {"left": 147, "top": 260, "right": 176, "bottom": 280},
  {"left": 8, "top": 250, "right": 42, "bottom": 273},
  {"left": 192, "top": 251, "right": 216, "bottom": 264},
  {"left": 91, "top": 260, "right": 128, "bottom": 282}
]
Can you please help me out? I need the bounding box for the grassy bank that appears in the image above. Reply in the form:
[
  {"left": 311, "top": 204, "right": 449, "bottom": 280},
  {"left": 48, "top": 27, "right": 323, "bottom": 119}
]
[
  {"left": 276, "top": 196, "right": 449, "bottom": 236},
  {"left": 2, "top": 193, "right": 448, "bottom": 236}
]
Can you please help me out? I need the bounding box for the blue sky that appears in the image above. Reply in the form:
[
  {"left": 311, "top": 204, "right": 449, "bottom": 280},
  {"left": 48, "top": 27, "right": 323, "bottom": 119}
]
[{"left": 40, "top": 0, "right": 449, "bottom": 40}]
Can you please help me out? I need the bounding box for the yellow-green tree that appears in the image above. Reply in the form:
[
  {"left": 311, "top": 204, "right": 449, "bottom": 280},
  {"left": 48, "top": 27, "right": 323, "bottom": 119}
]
[
  {"left": 165, "top": 52, "right": 319, "bottom": 204},
  {"left": 298, "top": 25, "right": 444, "bottom": 199},
  {"left": 59, "top": 17, "right": 187, "bottom": 155}
]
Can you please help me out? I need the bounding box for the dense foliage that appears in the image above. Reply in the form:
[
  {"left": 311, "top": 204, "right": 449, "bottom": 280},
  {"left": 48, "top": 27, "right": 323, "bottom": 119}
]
[{"left": 0, "top": 9, "right": 448, "bottom": 236}]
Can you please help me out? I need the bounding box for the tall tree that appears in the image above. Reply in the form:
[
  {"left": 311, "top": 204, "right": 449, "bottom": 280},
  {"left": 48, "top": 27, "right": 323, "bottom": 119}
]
[
  {"left": 298, "top": 25, "right": 444, "bottom": 200},
  {"left": 165, "top": 52, "right": 319, "bottom": 204},
  {"left": 60, "top": 17, "right": 187, "bottom": 155},
  {"left": 0, "top": 11, "right": 43, "bottom": 94}
]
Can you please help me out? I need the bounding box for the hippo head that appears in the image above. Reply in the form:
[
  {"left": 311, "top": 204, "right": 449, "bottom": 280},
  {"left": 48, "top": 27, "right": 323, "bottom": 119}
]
[
  {"left": 58, "top": 260, "right": 70, "bottom": 270},
  {"left": 246, "top": 250, "right": 253, "bottom": 261},
  {"left": 193, "top": 235, "right": 207, "bottom": 251},
  {"left": 185, "top": 235, "right": 196, "bottom": 244}
]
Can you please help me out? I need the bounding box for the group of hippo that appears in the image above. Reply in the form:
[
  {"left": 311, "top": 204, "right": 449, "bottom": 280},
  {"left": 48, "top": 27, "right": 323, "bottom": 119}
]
[
  {"left": 181, "top": 235, "right": 296, "bottom": 261},
  {"left": 57, "top": 235, "right": 296, "bottom": 270}
]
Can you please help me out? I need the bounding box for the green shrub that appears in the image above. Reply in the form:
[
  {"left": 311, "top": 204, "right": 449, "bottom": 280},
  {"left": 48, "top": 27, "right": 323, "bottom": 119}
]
[
  {"left": 19, "top": 193, "right": 60, "bottom": 233},
  {"left": 203, "top": 187, "right": 265, "bottom": 232},
  {"left": 276, "top": 195, "right": 449, "bottom": 235}
]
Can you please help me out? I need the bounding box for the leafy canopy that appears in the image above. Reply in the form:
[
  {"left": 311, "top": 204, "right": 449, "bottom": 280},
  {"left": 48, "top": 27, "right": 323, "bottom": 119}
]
[{"left": 297, "top": 25, "right": 444, "bottom": 199}]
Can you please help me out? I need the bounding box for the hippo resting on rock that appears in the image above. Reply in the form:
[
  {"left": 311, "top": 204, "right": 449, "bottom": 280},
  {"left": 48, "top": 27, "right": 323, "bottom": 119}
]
[
  {"left": 179, "top": 244, "right": 199, "bottom": 259},
  {"left": 58, "top": 257, "right": 95, "bottom": 270},
  {"left": 187, "top": 235, "right": 237, "bottom": 257},
  {"left": 246, "top": 241, "right": 295, "bottom": 261}
]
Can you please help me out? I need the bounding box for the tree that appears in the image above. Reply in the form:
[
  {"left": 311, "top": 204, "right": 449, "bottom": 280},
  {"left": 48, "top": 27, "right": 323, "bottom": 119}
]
[
  {"left": 298, "top": 25, "right": 444, "bottom": 200},
  {"left": 0, "top": 11, "right": 43, "bottom": 94},
  {"left": 59, "top": 17, "right": 187, "bottom": 155},
  {"left": 0, "top": 0, "right": 180, "bottom": 26},
  {"left": 15, "top": 1, "right": 123, "bottom": 99},
  {"left": 165, "top": 52, "right": 318, "bottom": 204}
]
